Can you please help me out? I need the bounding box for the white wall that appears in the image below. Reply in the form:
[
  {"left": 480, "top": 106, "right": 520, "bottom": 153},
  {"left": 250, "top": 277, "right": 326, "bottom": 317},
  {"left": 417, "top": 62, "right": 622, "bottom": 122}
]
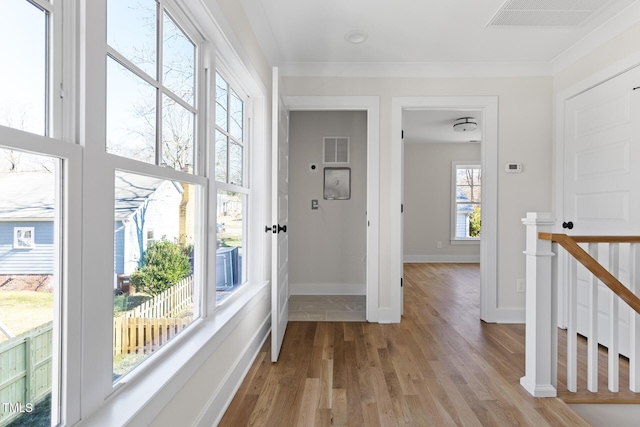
[
  {"left": 288, "top": 111, "right": 367, "bottom": 294},
  {"left": 404, "top": 142, "right": 480, "bottom": 262},
  {"left": 284, "top": 76, "right": 553, "bottom": 310}
]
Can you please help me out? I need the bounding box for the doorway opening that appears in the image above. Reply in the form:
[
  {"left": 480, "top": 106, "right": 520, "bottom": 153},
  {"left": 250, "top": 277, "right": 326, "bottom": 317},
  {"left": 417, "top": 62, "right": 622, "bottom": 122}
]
[
  {"left": 392, "top": 96, "right": 498, "bottom": 322},
  {"left": 286, "top": 96, "right": 380, "bottom": 322}
]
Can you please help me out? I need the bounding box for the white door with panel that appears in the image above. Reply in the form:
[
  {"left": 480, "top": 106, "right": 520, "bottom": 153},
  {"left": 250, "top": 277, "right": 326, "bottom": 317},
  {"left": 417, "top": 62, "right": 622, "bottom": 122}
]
[
  {"left": 271, "top": 67, "right": 290, "bottom": 362},
  {"left": 564, "top": 66, "right": 640, "bottom": 356}
]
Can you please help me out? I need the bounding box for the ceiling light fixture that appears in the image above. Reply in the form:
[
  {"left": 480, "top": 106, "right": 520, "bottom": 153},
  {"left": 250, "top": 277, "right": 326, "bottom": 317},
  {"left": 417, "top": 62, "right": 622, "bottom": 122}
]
[
  {"left": 344, "top": 30, "right": 368, "bottom": 44},
  {"left": 453, "top": 117, "right": 478, "bottom": 132}
]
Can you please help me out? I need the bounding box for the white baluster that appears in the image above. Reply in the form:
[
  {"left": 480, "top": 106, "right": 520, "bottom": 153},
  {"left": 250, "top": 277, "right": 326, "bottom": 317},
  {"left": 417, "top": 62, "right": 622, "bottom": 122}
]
[
  {"left": 608, "top": 243, "right": 619, "bottom": 392},
  {"left": 567, "top": 256, "right": 578, "bottom": 392},
  {"left": 521, "top": 212, "right": 557, "bottom": 397},
  {"left": 630, "top": 243, "right": 640, "bottom": 392},
  {"left": 588, "top": 242, "right": 599, "bottom": 392}
]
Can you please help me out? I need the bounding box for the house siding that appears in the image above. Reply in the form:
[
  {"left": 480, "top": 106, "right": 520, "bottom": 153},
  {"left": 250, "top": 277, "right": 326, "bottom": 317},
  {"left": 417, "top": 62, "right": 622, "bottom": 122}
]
[
  {"left": 114, "top": 222, "right": 125, "bottom": 275},
  {"left": 0, "top": 221, "right": 54, "bottom": 274}
]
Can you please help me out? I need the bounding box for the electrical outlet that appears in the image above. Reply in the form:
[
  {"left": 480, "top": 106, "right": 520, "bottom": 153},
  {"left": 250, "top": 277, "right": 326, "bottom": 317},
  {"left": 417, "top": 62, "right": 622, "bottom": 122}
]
[
  {"left": 516, "top": 279, "right": 526, "bottom": 293},
  {"left": 436, "top": 241, "right": 442, "bottom": 249}
]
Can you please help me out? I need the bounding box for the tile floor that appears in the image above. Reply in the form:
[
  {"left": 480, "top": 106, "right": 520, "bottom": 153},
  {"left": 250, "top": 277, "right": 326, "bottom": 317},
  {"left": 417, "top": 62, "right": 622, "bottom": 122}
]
[{"left": 288, "top": 295, "right": 366, "bottom": 321}]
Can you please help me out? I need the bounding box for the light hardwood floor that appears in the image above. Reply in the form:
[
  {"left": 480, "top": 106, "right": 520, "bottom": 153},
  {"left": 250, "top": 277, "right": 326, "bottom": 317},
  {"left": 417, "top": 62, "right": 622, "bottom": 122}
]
[{"left": 219, "top": 263, "right": 590, "bottom": 426}]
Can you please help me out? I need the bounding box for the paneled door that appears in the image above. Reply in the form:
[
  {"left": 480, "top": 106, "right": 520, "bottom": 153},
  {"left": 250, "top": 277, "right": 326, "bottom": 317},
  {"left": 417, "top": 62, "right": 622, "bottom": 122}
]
[
  {"left": 271, "top": 67, "right": 290, "bottom": 362},
  {"left": 564, "top": 66, "right": 640, "bottom": 356}
]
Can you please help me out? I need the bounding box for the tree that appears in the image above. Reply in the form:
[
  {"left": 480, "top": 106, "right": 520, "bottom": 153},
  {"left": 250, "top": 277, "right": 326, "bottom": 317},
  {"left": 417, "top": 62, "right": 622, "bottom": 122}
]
[{"left": 130, "top": 239, "right": 191, "bottom": 296}]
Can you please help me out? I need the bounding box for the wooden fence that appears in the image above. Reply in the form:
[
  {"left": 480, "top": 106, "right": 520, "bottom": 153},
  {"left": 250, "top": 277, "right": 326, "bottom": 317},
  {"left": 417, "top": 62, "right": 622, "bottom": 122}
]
[
  {"left": 113, "top": 317, "right": 192, "bottom": 355},
  {"left": 123, "top": 275, "right": 193, "bottom": 319},
  {"left": 114, "top": 276, "right": 194, "bottom": 355},
  {"left": 0, "top": 322, "right": 53, "bottom": 426}
]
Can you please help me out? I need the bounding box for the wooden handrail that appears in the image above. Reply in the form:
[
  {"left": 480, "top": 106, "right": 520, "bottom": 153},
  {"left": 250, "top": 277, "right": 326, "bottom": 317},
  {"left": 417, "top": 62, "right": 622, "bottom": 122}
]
[{"left": 539, "top": 233, "right": 640, "bottom": 315}]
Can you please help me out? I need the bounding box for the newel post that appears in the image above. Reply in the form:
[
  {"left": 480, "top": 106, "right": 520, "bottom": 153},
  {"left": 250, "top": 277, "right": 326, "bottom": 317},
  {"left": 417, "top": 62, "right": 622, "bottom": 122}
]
[{"left": 520, "top": 212, "right": 558, "bottom": 397}]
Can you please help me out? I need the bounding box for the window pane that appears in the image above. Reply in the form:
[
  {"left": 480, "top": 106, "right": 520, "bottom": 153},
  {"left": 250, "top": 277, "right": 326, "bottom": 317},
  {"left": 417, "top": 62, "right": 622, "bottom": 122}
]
[
  {"left": 0, "top": 149, "right": 59, "bottom": 426},
  {"left": 229, "top": 142, "right": 243, "bottom": 186},
  {"left": 216, "top": 191, "right": 244, "bottom": 301},
  {"left": 107, "top": 0, "right": 157, "bottom": 78},
  {"left": 162, "top": 95, "right": 194, "bottom": 171},
  {"left": 229, "top": 90, "right": 243, "bottom": 141},
  {"left": 113, "top": 171, "right": 198, "bottom": 381},
  {"left": 215, "top": 74, "right": 228, "bottom": 130},
  {"left": 106, "top": 57, "right": 156, "bottom": 164},
  {"left": 215, "top": 130, "right": 227, "bottom": 182},
  {"left": 163, "top": 12, "right": 195, "bottom": 106},
  {"left": 0, "top": 0, "right": 47, "bottom": 135}
]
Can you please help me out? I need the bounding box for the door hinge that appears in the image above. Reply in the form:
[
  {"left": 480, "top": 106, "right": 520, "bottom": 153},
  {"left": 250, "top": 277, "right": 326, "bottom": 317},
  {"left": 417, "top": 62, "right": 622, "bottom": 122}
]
[
  {"left": 401, "top": 130, "right": 404, "bottom": 139},
  {"left": 401, "top": 278, "right": 403, "bottom": 288},
  {"left": 401, "top": 204, "right": 404, "bottom": 213}
]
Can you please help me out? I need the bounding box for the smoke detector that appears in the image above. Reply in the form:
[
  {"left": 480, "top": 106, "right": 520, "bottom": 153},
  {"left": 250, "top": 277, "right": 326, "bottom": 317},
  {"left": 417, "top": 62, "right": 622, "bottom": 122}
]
[{"left": 453, "top": 117, "right": 477, "bottom": 132}]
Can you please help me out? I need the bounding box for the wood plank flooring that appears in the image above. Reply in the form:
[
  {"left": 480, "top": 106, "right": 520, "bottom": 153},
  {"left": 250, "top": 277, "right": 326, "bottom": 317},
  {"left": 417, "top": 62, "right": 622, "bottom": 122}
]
[{"left": 219, "top": 263, "right": 590, "bottom": 426}]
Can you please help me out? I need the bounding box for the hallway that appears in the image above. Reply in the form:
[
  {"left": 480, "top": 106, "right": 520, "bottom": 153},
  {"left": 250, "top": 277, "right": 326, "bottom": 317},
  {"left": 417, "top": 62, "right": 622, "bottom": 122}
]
[{"left": 219, "top": 263, "right": 587, "bottom": 426}]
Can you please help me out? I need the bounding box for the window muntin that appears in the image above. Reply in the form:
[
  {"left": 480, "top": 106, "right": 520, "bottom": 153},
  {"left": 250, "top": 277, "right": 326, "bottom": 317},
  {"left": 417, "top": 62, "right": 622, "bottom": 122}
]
[
  {"left": 113, "top": 170, "right": 198, "bottom": 381},
  {"left": 0, "top": 149, "right": 60, "bottom": 426},
  {"left": 106, "top": 1, "right": 197, "bottom": 171},
  {"left": 452, "top": 164, "right": 481, "bottom": 241},
  {"left": 0, "top": 0, "right": 49, "bottom": 136},
  {"left": 214, "top": 73, "right": 245, "bottom": 186}
]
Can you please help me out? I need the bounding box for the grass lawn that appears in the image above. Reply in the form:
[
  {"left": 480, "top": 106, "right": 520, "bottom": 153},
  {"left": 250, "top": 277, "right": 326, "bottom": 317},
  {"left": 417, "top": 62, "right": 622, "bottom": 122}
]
[{"left": 0, "top": 291, "right": 53, "bottom": 343}]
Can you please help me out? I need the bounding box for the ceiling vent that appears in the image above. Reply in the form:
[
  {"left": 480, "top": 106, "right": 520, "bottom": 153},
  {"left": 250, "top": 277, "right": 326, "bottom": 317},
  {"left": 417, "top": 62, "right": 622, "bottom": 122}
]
[{"left": 487, "top": 0, "right": 614, "bottom": 27}]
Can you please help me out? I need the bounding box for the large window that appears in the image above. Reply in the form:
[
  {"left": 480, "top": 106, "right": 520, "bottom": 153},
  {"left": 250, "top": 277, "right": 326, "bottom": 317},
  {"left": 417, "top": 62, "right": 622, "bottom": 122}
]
[
  {"left": 215, "top": 72, "right": 248, "bottom": 300},
  {"left": 106, "top": 0, "right": 202, "bottom": 382},
  {"left": 452, "top": 163, "right": 481, "bottom": 242}
]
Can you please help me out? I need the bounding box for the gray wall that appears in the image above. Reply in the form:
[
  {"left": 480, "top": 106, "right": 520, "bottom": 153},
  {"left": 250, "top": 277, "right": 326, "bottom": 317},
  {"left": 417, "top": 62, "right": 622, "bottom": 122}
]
[
  {"left": 404, "top": 142, "right": 481, "bottom": 262},
  {"left": 288, "top": 111, "right": 367, "bottom": 294}
]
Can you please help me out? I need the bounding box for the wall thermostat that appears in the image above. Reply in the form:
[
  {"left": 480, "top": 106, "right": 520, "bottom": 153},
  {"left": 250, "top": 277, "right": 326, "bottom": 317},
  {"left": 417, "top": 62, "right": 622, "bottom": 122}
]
[{"left": 505, "top": 163, "right": 522, "bottom": 173}]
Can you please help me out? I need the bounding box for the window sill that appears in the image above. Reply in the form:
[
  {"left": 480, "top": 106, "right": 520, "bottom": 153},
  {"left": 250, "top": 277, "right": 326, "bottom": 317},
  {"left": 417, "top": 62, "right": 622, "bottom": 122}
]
[
  {"left": 78, "top": 280, "right": 269, "bottom": 427},
  {"left": 450, "top": 239, "right": 480, "bottom": 245}
]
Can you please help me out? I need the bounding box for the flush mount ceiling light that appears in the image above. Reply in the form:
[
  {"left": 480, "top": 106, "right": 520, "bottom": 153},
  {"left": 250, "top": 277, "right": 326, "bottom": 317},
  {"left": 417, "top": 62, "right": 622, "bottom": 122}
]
[
  {"left": 453, "top": 117, "right": 478, "bottom": 132},
  {"left": 344, "top": 30, "right": 368, "bottom": 44}
]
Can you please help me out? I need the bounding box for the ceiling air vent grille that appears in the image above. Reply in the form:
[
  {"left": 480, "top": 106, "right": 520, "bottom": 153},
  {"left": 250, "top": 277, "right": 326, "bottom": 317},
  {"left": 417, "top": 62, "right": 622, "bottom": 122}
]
[
  {"left": 488, "top": 0, "right": 613, "bottom": 27},
  {"left": 323, "top": 137, "right": 350, "bottom": 164}
]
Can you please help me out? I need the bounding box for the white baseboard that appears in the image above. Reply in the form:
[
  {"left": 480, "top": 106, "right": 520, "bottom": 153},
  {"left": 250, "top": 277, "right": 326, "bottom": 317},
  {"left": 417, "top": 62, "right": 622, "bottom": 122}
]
[
  {"left": 495, "top": 308, "right": 525, "bottom": 324},
  {"left": 403, "top": 255, "right": 480, "bottom": 263},
  {"left": 290, "top": 283, "right": 366, "bottom": 295},
  {"left": 196, "top": 313, "right": 271, "bottom": 427}
]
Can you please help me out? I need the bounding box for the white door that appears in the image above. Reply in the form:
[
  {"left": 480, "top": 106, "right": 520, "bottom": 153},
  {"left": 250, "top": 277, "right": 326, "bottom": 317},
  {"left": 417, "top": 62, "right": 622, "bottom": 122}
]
[
  {"left": 564, "top": 66, "right": 640, "bottom": 356},
  {"left": 271, "top": 67, "right": 290, "bottom": 362}
]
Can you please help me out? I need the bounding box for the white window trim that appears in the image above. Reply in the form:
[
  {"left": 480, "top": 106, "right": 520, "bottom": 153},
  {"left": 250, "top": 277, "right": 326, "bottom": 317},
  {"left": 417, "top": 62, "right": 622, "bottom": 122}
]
[{"left": 451, "top": 161, "right": 481, "bottom": 244}]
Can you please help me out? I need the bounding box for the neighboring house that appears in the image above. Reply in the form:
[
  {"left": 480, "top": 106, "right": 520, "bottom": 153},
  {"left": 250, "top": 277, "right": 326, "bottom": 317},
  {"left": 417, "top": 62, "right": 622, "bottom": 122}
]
[
  {"left": 0, "top": 172, "right": 55, "bottom": 275},
  {"left": 0, "top": 172, "right": 185, "bottom": 278},
  {"left": 114, "top": 174, "right": 184, "bottom": 276}
]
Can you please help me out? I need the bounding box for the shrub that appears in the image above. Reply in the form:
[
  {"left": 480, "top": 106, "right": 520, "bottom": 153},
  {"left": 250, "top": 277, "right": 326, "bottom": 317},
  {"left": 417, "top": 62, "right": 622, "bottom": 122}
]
[
  {"left": 469, "top": 205, "right": 481, "bottom": 238},
  {"left": 130, "top": 240, "right": 191, "bottom": 296}
]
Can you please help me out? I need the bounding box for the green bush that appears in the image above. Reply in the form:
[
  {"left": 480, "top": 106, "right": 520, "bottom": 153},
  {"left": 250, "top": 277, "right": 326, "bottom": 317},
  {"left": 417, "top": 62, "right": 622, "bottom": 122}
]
[
  {"left": 130, "top": 240, "right": 191, "bottom": 296},
  {"left": 469, "top": 205, "right": 481, "bottom": 238}
]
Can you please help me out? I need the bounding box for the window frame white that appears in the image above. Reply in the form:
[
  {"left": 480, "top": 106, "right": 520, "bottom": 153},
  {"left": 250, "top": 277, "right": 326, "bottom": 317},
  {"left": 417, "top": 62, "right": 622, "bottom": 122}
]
[{"left": 451, "top": 161, "right": 481, "bottom": 245}]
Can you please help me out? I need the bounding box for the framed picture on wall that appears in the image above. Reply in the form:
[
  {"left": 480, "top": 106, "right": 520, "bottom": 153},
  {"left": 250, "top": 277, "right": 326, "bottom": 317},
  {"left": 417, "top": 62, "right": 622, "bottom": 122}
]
[{"left": 323, "top": 167, "right": 351, "bottom": 200}]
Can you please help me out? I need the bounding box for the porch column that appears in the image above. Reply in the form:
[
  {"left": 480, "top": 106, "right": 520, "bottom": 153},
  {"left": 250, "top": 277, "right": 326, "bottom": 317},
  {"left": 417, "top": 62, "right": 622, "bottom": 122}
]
[{"left": 520, "top": 212, "right": 557, "bottom": 397}]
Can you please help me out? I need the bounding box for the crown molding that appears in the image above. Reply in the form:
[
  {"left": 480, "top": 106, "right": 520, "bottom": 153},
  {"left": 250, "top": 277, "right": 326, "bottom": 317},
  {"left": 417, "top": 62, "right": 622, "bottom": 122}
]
[
  {"left": 551, "top": 1, "right": 640, "bottom": 75},
  {"left": 280, "top": 61, "right": 553, "bottom": 78}
]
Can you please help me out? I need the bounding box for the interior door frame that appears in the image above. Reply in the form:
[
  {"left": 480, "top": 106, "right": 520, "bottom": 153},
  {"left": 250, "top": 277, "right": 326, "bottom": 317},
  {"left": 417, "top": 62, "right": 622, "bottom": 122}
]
[
  {"left": 554, "top": 53, "right": 640, "bottom": 329},
  {"left": 392, "top": 96, "right": 499, "bottom": 322},
  {"left": 286, "top": 96, "right": 380, "bottom": 322}
]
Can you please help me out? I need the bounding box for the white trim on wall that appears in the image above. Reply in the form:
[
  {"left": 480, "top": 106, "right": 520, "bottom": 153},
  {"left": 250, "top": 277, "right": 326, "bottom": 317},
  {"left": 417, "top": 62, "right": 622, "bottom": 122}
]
[
  {"left": 392, "top": 96, "right": 499, "bottom": 323},
  {"left": 290, "top": 283, "right": 366, "bottom": 296},
  {"left": 403, "top": 255, "right": 480, "bottom": 263},
  {"left": 285, "top": 96, "right": 380, "bottom": 323}
]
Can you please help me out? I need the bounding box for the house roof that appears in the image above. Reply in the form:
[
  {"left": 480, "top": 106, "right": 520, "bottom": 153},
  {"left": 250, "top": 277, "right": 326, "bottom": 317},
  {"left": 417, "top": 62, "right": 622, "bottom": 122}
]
[
  {"left": 0, "top": 172, "right": 182, "bottom": 221},
  {"left": 0, "top": 172, "right": 55, "bottom": 219}
]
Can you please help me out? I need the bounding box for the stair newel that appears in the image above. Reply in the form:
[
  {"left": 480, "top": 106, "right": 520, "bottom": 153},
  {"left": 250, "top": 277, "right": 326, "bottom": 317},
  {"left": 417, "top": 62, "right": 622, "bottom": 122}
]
[{"left": 521, "top": 212, "right": 558, "bottom": 397}]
